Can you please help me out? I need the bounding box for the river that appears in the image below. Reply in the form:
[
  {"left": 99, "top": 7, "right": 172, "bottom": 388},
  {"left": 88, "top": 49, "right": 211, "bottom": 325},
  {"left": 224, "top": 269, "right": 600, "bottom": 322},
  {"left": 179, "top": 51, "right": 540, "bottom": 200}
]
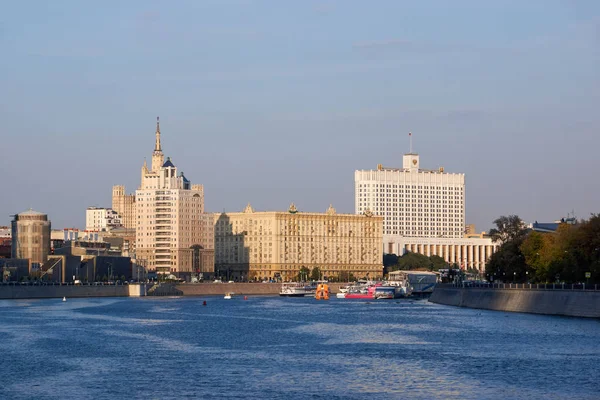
[{"left": 0, "top": 296, "right": 598, "bottom": 399}]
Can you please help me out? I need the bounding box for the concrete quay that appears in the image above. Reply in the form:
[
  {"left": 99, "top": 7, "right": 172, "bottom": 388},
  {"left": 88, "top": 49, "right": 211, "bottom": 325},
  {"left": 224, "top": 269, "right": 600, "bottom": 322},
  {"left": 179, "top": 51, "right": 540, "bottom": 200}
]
[
  {"left": 176, "top": 282, "right": 347, "bottom": 296},
  {"left": 429, "top": 285, "right": 600, "bottom": 318},
  {"left": 0, "top": 282, "right": 347, "bottom": 299},
  {"left": 0, "top": 284, "right": 148, "bottom": 300}
]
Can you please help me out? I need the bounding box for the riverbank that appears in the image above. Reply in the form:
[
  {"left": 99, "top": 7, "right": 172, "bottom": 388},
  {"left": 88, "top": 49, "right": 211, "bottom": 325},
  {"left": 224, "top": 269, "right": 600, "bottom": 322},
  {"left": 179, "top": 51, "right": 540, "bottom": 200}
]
[
  {"left": 429, "top": 284, "right": 600, "bottom": 318},
  {"left": 0, "top": 284, "right": 148, "bottom": 299},
  {"left": 0, "top": 282, "right": 348, "bottom": 299},
  {"left": 176, "top": 282, "right": 347, "bottom": 296}
]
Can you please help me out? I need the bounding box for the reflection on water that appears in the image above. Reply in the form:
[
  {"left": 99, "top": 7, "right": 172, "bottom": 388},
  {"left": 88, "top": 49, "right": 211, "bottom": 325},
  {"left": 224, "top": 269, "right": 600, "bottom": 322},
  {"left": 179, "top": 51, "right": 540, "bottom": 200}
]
[{"left": 0, "top": 296, "right": 598, "bottom": 400}]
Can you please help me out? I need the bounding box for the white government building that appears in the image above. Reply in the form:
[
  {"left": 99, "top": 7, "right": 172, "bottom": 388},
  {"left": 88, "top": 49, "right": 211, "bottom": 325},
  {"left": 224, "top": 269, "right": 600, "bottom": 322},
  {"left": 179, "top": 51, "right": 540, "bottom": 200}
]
[{"left": 355, "top": 151, "right": 497, "bottom": 271}]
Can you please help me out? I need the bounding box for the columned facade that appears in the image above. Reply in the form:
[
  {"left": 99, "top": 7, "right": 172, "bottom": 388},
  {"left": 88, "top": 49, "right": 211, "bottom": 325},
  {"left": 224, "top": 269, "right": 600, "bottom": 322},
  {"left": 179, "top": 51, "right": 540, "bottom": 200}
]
[{"left": 383, "top": 235, "right": 498, "bottom": 272}]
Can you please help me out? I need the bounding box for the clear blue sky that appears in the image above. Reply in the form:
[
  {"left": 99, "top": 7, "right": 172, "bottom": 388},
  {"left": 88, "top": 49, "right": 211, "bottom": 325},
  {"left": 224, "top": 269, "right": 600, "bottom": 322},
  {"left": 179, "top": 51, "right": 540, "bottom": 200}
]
[{"left": 1, "top": 0, "right": 599, "bottom": 231}]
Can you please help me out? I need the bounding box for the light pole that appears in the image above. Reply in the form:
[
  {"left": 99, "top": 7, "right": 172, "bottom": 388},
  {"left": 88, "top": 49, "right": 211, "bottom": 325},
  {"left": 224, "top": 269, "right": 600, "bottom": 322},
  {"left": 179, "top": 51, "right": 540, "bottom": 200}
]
[{"left": 513, "top": 271, "right": 516, "bottom": 283}]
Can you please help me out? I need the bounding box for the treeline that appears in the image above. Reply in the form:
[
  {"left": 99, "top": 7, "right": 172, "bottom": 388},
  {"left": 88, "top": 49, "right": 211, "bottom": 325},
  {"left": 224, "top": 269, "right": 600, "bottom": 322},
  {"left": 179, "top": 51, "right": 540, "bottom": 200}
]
[
  {"left": 296, "top": 266, "right": 356, "bottom": 282},
  {"left": 485, "top": 214, "right": 600, "bottom": 284},
  {"left": 384, "top": 252, "right": 457, "bottom": 273}
]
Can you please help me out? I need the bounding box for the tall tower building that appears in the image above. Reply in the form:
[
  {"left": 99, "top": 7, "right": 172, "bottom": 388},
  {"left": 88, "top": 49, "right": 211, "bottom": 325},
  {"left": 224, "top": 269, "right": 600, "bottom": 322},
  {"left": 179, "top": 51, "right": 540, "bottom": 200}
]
[
  {"left": 11, "top": 209, "right": 51, "bottom": 266},
  {"left": 135, "top": 118, "right": 213, "bottom": 276},
  {"left": 355, "top": 153, "right": 465, "bottom": 238}
]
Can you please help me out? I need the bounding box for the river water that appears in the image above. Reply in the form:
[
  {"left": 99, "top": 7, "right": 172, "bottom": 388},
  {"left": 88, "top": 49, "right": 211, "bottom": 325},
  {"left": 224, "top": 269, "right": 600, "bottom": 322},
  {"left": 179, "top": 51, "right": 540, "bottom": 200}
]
[{"left": 0, "top": 296, "right": 598, "bottom": 400}]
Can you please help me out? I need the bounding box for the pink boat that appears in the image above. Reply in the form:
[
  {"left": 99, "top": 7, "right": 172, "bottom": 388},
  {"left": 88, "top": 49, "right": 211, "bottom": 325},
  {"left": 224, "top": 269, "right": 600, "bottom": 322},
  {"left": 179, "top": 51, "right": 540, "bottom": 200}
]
[{"left": 344, "top": 284, "right": 380, "bottom": 299}]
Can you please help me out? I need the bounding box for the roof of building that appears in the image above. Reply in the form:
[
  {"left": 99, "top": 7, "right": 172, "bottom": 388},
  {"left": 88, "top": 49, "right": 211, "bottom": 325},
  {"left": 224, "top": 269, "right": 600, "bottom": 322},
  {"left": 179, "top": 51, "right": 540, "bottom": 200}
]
[
  {"left": 180, "top": 172, "right": 190, "bottom": 183},
  {"left": 162, "top": 157, "right": 175, "bottom": 168},
  {"left": 530, "top": 222, "right": 560, "bottom": 232},
  {"left": 18, "top": 209, "right": 46, "bottom": 216}
]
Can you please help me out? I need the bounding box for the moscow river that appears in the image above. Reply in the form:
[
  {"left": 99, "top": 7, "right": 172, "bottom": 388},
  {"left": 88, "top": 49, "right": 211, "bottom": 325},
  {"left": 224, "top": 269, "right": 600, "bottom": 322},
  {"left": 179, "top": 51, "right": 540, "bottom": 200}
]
[{"left": 0, "top": 296, "right": 598, "bottom": 400}]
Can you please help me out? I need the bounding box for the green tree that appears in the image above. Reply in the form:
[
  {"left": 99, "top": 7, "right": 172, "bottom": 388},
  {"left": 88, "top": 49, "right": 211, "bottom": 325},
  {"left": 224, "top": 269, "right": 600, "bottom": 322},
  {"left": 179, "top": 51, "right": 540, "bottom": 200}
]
[
  {"left": 485, "top": 237, "right": 527, "bottom": 282},
  {"left": 310, "top": 267, "right": 321, "bottom": 281},
  {"left": 393, "top": 252, "right": 431, "bottom": 271},
  {"left": 296, "top": 266, "right": 310, "bottom": 282},
  {"left": 489, "top": 215, "right": 527, "bottom": 244},
  {"left": 429, "top": 255, "right": 447, "bottom": 271}
]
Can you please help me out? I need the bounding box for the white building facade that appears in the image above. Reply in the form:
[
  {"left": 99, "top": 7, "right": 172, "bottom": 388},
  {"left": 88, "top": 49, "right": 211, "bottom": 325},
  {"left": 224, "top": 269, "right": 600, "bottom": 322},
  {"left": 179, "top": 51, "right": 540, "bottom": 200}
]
[
  {"left": 85, "top": 207, "right": 122, "bottom": 231},
  {"left": 355, "top": 153, "right": 465, "bottom": 238},
  {"left": 355, "top": 152, "right": 496, "bottom": 272},
  {"left": 135, "top": 118, "right": 214, "bottom": 276}
]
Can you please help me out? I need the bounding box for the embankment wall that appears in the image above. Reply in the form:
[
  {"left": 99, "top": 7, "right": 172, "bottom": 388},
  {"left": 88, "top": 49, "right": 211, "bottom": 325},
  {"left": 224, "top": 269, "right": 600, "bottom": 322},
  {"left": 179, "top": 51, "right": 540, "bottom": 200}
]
[
  {"left": 429, "top": 286, "right": 600, "bottom": 318},
  {"left": 177, "top": 282, "right": 346, "bottom": 296},
  {"left": 0, "top": 284, "right": 148, "bottom": 300}
]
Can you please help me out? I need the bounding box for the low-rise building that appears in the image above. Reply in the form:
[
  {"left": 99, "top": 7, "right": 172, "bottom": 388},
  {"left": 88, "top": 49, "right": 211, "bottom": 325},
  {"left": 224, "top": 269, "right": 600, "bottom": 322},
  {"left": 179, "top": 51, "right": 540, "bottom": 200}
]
[
  {"left": 85, "top": 207, "right": 122, "bottom": 231},
  {"left": 383, "top": 235, "right": 498, "bottom": 271}
]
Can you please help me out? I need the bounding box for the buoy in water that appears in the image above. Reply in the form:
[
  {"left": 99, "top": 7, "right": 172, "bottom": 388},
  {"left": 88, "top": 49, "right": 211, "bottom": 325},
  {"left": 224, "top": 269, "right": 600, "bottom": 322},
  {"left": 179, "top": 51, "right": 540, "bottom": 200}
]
[
  {"left": 62, "top": 297, "right": 66, "bottom": 302},
  {"left": 244, "top": 296, "right": 248, "bottom": 301},
  {"left": 202, "top": 300, "right": 207, "bottom": 306}
]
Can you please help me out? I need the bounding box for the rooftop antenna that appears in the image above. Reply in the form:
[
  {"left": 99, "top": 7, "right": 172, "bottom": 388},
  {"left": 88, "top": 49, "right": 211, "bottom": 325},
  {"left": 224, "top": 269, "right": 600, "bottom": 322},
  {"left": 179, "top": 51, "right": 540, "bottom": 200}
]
[{"left": 409, "top": 132, "right": 413, "bottom": 153}]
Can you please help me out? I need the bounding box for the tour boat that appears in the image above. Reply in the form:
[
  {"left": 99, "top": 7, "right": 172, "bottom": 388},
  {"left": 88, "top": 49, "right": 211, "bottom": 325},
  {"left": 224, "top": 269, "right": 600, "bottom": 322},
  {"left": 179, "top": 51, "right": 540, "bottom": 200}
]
[
  {"left": 374, "top": 281, "right": 413, "bottom": 299},
  {"left": 224, "top": 293, "right": 233, "bottom": 300},
  {"left": 344, "top": 284, "right": 379, "bottom": 299},
  {"left": 279, "top": 282, "right": 316, "bottom": 297}
]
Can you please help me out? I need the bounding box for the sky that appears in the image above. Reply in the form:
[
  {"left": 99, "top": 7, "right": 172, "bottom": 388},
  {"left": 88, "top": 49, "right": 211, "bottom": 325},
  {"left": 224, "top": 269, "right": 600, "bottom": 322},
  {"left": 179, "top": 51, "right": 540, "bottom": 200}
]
[{"left": 1, "top": 0, "right": 599, "bottom": 231}]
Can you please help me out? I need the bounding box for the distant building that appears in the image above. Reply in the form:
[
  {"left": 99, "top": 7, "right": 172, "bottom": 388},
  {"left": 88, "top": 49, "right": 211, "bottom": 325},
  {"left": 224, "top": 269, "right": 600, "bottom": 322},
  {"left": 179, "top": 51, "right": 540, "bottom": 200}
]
[
  {"left": 384, "top": 236, "right": 498, "bottom": 271},
  {"left": 101, "top": 227, "right": 136, "bottom": 257},
  {"left": 355, "top": 147, "right": 496, "bottom": 272},
  {"left": 214, "top": 203, "right": 384, "bottom": 281},
  {"left": 0, "top": 226, "right": 10, "bottom": 238},
  {"left": 529, "top": 217, "right": 577, "bottom": 233},
  {"left": 112, "top": 186, "right": 136, "bottom": 230},
  {"left": 11, "top": 209, "right": 51, "bottom": 266},
  {"left": 133, "top": 118, "right": 213, "bottom": 277},
  {"left": 355, "top": 152, "right": 465, "bottom": 238},
  {"left": 85, "top": 207, "right": 122, "bottom": 231}
]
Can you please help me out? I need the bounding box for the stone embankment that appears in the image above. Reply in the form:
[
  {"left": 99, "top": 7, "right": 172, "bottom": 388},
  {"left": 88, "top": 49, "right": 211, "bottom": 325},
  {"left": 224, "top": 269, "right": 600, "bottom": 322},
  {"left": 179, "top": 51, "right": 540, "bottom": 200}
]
[
  {"left": 177, "top": 282, "right": 346, "bottom": 296},
  {"left": 0, "top": 284, "right": 148, "bottom": 300},
  {"left": 0, "top": 282, "right": 345, "bottom": 299},
  {"left": 429, "top": 285, "right": 600, "bottom": 318}
]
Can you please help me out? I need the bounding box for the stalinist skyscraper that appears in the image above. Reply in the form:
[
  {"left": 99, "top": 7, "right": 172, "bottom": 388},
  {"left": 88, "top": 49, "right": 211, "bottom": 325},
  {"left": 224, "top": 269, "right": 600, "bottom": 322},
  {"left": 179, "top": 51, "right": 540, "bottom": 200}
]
[{"left": 113, "top": 118, "right": 214, "bottom": 277}]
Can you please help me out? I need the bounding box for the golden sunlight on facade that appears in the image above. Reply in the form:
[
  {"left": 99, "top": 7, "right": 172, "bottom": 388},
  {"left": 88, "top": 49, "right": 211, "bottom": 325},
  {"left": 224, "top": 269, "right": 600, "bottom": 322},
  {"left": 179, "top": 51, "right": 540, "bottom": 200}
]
[{"left": 214, "top": 203, "right": 383, "bottom": 281}]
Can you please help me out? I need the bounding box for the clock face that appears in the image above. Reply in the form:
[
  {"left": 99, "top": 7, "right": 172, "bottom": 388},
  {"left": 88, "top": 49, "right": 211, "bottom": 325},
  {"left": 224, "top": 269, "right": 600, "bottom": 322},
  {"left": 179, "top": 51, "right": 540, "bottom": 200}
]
[{"left": 412, "top": 159, "right": 417, "bottom": 165}]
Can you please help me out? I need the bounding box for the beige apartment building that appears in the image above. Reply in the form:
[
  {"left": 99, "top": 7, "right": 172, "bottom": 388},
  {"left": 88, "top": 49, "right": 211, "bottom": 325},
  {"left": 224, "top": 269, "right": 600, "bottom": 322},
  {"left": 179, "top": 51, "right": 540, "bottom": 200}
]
[
  {"left": 134, "top": 118, "right": 213, "bottom": 276},
  {"left": 214, "top": 203, "right": 383, "bottom": 281},
  {"left": 112, "top": 186, "right": 136, "bottom": 229}
]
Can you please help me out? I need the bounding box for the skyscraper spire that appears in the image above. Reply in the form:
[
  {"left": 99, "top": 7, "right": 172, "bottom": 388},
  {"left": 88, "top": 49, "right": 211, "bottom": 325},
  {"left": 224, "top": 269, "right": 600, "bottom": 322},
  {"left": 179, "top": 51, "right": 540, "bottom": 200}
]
[{"left": 155, "top": 116, "right": 162, "bottom": 152}]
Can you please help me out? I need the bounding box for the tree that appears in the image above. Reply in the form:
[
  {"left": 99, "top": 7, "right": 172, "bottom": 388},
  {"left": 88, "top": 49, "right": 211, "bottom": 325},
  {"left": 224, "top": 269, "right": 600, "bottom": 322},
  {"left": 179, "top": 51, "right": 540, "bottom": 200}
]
[
  {"left": 485, "top": 236, "right": 527, "bottom": 282},
  {"left": 489, "top": 215, "right": 527, "bottom": 244},
  {"left": 310, "top": 267, "right": 321, "bottom": 281},
  {"left": 296, "top": 266, "right": 310, "bottom": 282},
  {"left": 429, "top": 255, "right": 447, "bottom": 271},
  {"left": 394, "top": 252, "right": 431, "bottom": 271}
]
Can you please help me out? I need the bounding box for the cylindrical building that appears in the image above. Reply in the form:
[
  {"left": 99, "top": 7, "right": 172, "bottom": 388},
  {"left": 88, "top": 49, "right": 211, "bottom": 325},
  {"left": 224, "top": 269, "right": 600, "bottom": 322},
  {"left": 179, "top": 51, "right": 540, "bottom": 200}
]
[{"left": 11, "top": 209, "right": 51, "bottom": 266}]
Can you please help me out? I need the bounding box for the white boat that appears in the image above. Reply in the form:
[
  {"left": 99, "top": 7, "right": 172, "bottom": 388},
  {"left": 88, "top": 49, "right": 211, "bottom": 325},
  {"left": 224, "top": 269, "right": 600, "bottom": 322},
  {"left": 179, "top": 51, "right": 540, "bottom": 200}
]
[
  {"left": 379, "top": 280, "right": 413, "bottom": 298},
  {"left": 62, "top": 297, "right": 66, "bottom": 302},
  {"left": 279, "top": 282, "right": 316, "bottom": 297},
  {"left": 336, "top": 292, "right": 346, "bottom": 299},
  {"left": 224, "top": 293, "right": 233, "bottom": 299}
]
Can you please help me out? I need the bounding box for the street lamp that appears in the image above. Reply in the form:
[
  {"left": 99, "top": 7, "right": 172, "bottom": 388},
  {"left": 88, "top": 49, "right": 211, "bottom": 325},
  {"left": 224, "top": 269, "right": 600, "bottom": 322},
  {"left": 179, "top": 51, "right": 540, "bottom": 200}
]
[{"left": 513, "top": 271, "right": 516, "bottom": 283}]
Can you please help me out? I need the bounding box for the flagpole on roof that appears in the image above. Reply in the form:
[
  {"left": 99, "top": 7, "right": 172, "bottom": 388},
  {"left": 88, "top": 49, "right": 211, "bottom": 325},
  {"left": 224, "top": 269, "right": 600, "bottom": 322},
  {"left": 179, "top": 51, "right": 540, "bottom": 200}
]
[{"left": 409, "top": 132, "right": 412, "bottom": 154}]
